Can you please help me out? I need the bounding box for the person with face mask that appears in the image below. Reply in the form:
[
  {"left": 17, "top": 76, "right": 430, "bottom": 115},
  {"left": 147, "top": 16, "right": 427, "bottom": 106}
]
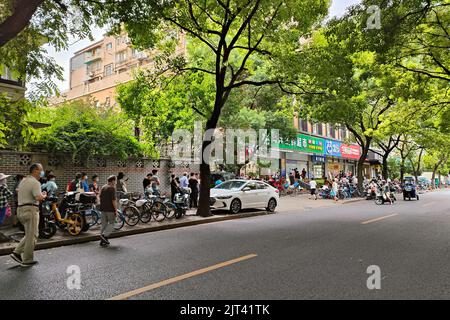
[
  {"left": 41, "top": 174, "right": 58, "bottom": 196},
  {"left": 89, "top": 175, "right": 100, "bottom": 195},
  {"left": 0, "top": 173, "right": 13, "bottom": 226},
  {"left": 10, "top": 163, "right": 47, "bottom": 267}
]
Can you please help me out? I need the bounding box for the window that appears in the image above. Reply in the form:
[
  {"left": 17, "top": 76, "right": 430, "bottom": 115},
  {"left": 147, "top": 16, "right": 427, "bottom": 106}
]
[
  {"left": 329, "top": 125, "right": 336, "bottom": 138},
  {"left": 106, "top": 42, "right": 112, "bottom": 51},
  {"left": 132, "top": 48, "right": 140, "bottom": 58},
  {"left": 257, "top": 182, "right": 269, "bottom": 190},
  {"left": 246, "top": 182, "right": 258, "bottom": 190},
  {"left": 317, "top": 123, "right": 323, "bottom": 136},
  {"left": 86, "top": 60, "right": 102, "bottom": 75},
  {"left": 104, "top": 64, "right": 113, "bottom": 77},
  {"left": 299, "top": 119, "right": 308, "bottom": 132},
  {"left": 115, "top": 50, "right": 127, "bottom": 63}
]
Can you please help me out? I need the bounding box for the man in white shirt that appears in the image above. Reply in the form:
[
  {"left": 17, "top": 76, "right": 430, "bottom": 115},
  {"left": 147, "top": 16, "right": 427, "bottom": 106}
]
[{"left": 309, "top": 179, "right": 317, "bottom": 200}]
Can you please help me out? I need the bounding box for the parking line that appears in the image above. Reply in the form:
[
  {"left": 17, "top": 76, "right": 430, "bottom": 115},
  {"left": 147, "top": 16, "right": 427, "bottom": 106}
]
[
  {"left": 108, "top": 253, "right": 258, "bottom": 300},
  {"left": 361, "top": 214, "right": 399, "bottom": 225}
]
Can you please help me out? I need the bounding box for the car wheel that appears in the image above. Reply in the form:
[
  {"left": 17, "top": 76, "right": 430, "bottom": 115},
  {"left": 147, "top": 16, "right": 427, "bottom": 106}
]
[
  {"left": 266, "top": 198, "right": 277, "bottom": 213},
  {"left": 230, "top": 199, "right": 241, "bottom": 214}
]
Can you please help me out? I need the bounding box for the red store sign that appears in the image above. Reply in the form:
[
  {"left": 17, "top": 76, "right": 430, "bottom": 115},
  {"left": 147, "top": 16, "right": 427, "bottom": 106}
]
[{"left": 340, "top": 144, "right": 361, "bottom": 159}]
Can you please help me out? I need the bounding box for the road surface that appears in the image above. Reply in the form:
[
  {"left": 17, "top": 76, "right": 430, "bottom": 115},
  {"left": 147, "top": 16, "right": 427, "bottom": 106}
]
[{"left": 1, "top": 190, "right": 449, "bottom": 299}]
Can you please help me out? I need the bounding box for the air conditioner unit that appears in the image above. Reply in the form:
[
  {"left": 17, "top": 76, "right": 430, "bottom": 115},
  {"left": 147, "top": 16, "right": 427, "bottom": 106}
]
[{"left": 88, "top": 71, "right": 95, "bottom": 77}]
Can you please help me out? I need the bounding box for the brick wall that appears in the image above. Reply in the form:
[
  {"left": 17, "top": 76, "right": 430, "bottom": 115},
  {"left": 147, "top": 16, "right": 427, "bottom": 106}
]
[{"left": 0, "top": 150, "right": 199, "bottom": 226}]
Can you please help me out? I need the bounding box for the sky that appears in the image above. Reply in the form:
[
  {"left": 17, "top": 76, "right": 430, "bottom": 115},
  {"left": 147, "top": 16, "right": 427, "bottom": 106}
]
[{"left": 42, "top": 0, "right": 362, "bottom": 92}]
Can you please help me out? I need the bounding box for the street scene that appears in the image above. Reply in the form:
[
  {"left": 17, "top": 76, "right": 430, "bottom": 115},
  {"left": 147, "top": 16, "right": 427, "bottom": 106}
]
[{"left": 0, "top": 0, "right": 450, "bottom": 304}]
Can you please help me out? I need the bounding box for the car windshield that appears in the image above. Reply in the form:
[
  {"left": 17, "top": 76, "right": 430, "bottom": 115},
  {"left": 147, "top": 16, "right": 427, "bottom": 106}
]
[{"left": 214, "top": 181, "right": 246, "bottom": 190}]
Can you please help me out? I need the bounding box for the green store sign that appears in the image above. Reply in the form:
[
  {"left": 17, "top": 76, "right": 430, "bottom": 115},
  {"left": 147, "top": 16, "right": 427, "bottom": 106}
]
[{"left": 274, "top": 134, "right": 325, "bottom": 154}]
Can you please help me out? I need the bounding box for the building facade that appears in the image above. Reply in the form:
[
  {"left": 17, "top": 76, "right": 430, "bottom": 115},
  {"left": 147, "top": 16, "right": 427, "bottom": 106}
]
[
  {"left": 271, "top": 116, "right": 363, "bottom": 180},
  {"left": 0, "top": 65, "right": 25, "bottom": 99},
  {"left": 51, "top": 32, "right": 186, "bottom": 107}
]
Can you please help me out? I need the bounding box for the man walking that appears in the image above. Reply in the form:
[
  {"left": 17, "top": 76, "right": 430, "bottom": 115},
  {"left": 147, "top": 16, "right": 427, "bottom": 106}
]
[
  {"left": 309, "top": 178, "right": 317, "bottom": 200},
  {"left": 10, "top": 163, "right": 47, "bottom": 267},
  {"left": 99, "top": 175, "right": 117, "bottom": 247},
  {"left": 188, "top": 173, "right": 199, "bottom": 208}
]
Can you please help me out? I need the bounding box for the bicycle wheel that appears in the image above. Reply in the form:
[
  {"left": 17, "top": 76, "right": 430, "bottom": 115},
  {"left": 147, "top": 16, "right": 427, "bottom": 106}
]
[
  {"left": 151, "top": 201, "right": 167, "bottom": 222},
  {"left": 123, "top": 206, "right": 140, "bottom": 226},
  {"left": 84, "top": 209, "right": 99, "bottom": 229},
  {"left": 114, "top": 211, "right": 125, "bottom": 230},
  {"left": 165, "top": 202, "right": 177, "bottom": 219},
  {"left": 139, "top": 203, "right": 152, "bottom": 224}
]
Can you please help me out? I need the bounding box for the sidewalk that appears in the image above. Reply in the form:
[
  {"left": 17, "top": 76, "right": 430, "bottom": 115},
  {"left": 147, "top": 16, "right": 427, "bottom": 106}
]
[
  {"left": 0, "top": 195, "right": 365, "bottom": 255},
  {"left": 278, "top": 193, "right": 365, "bottom": 212}
]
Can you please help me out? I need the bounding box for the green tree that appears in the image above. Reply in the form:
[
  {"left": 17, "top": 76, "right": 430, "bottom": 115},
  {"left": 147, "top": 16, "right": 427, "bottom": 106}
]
[
  {"left": 0, "top": 93, "right": 34, "bottom": 149},
  {"left": 34, "top": 100, "right": 145, "bottom": 160},
  {"left": 107, "top": 0, "right": 329, "bottom": 216}
]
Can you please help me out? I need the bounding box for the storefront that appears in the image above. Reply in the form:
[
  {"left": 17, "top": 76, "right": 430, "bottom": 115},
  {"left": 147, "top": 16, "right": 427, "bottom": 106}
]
[
  {"left": 324, "top": 139, "right": 360, "bottom": 178},
  {"left": 273, "top": 134, "right": 361, "bottom": 180},
  {"left": 311, "top": 155, "right": 326, "bottom": 179}
]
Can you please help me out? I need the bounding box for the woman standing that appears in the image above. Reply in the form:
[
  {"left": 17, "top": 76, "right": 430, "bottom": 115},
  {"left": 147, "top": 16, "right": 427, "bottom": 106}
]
[{"left": 0, "top": 173, "right": 13, "bottom": 226}]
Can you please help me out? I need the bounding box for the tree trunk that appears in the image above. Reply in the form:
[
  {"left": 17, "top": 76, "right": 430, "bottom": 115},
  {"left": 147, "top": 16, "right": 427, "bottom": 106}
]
[
  {"left": 357, "top": 143, "right": 370, "bottom": 192},
  {"left": 197, "top": 160, "right": 213, "bottom": 217},
  {"left": 0, "top": 0, "right": 45, "bottom": 48},
  {"left": 382, "top": 155, "right": 389, "bottom": 180},
  {"left": 196, "top": 92, "right": 226, "bottom": 217},
  {"left": 400, "top": 158, "right": 405, "bottom": 182}
]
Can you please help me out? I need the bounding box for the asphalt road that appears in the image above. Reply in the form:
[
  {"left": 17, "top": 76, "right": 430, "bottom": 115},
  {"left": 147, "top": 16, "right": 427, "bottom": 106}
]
[{"left": 1, "top": 190, "right": 450, "bottom": 300}]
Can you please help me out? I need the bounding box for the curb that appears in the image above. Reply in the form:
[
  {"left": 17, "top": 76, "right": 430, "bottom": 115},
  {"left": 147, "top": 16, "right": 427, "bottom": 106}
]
[{"left": 0, "top": 211, "right": 268, "bottom": 256}]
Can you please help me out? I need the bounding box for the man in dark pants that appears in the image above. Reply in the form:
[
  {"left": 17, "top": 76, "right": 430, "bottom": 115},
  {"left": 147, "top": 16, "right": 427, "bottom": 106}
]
[
  {"left": 188, "top": 173, "right": 199, "bottom": 208},
  {"left": 99, "top": 175, "right": 117, "bottom": 247}
]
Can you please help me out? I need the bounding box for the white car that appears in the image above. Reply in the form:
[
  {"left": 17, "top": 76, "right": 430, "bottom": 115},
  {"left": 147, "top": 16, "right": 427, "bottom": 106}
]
[{"left": 210, "top": 179, "right": 279, "bottom": 214}]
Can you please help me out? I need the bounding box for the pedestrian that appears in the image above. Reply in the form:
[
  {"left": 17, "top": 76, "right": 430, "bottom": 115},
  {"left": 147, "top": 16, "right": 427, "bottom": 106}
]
[
  {"left": 151, "top": 169, "right": 160, "bottom": 196},
  {"left": 301, "top": 168, "right": 307, "bottom": 180},
  {"left": 99, "top": 175, "right": 118, "bottom": 247},
  {"left": 142, "top": 173, "right": 152, "bottom": 192},
  {"left": 170, "top": 174, "right": 179, "bottom": 202},
  {"left": 215, "top": 177, "right": 224, "bottom": 186},
  {"left": 188, "top": 173, "right": 199, "bottom": 208},
  {"left": 116, "top": 172, "right": 127, "bottom": 194},
  {"left": 81, "top": 172, "right": 89, "bottom": 192},
  {"left": 180, "top": 172, "right": 189, "bottom": 188},
  {"left": 89, "top": 175, "right": 100, "bottom": 195},
  {"left": 10, "top": 163, "right": 48, "bottom": 267},
  {"left": 309, "top": 178, "right": 317, "bottom": 200},
  {"left": 41, "top": 174, "right": 58, "bottom": 196},
  {"left": 289, "top": 171, "right": 295, "bottom": 185},
  {"left": 0, "top": 173, "right": 13, "bottom": 226},
  {"left": 332, "top": 178, "right": 339, "bottom": 201},
  {"left": 67, "top": 172, "right": 82, "bottom": 192}
]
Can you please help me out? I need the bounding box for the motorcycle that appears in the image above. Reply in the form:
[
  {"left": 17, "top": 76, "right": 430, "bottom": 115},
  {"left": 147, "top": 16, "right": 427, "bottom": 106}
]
[
  {"left": 374, "top": 184, "right": 396, "bottom": 205},
  {"left": 167, "top": 187, "right": 191, "bottom": 219},
  {"left": 39, "top": 199, "right": 57, "bottom": 239}
]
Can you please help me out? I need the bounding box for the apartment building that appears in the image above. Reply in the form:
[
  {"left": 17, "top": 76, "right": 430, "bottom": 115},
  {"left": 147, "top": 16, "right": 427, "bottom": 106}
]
[
  {"left": 0, "top": 65, "right": 25, "bottom": 100},
  {"left": 52, "top": 32, "right": 186, "bottom": 107}
]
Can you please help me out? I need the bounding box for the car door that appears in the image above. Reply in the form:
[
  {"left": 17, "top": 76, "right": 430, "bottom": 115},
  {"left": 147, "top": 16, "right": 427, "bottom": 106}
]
[
  {"left": 256, "top": 182, "right": 271, "bottom": 206},
  {"left": 241, "top": 182, "right": 259, "bottom": 208}
]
